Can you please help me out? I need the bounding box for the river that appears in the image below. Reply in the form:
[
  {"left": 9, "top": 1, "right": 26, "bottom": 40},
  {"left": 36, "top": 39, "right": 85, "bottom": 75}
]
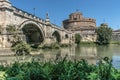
[{"left": 0, "top": 44, "right": 120, "bottom": 69}]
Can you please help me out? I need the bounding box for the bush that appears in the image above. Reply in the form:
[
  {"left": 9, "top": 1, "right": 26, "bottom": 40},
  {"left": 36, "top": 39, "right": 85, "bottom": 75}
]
[
  {"left": 39, "top": 43, "right": 60, "bottom": 49},
  {"left": 60, "top": 44, "right": 71, "bottom": 47},
  {"left": 51, "top": 43, "right": 60, "bottom": 49},
  {"left": 0, "top": 71, "right": 7, "bottom": 80},
  {"left": 1, "top": 57, "right": 120, "bottom": 80},
  {"left": 12, "top": 41, "right": 31, "bottom": 56},
  {"left": 40, "top": 44, "right": 52, "bottom": 49}
]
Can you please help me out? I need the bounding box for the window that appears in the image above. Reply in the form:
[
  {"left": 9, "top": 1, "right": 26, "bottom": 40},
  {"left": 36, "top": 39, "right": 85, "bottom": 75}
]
[
  {"left": 65, "top": 34, "right": 69, "bottom": 38},
  {"left": 73, "top": 18, "right": 77, "bottom": 20}
]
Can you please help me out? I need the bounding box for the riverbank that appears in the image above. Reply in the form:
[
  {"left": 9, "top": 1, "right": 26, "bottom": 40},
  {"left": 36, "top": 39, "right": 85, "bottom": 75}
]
[{"left": 110, "top": 41, "right": 120, "bottom": 44}]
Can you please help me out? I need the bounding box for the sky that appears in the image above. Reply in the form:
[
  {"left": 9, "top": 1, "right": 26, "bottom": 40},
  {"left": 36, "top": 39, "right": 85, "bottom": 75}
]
[{"left": 9, "top": 0, "right": 120, "bottom": 30}]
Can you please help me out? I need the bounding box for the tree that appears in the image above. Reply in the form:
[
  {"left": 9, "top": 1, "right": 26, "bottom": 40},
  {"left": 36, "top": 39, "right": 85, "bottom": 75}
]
[
  {"left": 6, "top": 24, "right": 31, "bottom": 55},
  {"left": 12, "top": 41, "right": 31, "bottom": 56},
  {"left": 75, "top": 33, "right": 81, "bottom": 45},
  {"left": 6, "top": 24, "right": 22, "bottom": 46},
  {"left": 96, "top": 23, "right": 112, "bottom": 45}
]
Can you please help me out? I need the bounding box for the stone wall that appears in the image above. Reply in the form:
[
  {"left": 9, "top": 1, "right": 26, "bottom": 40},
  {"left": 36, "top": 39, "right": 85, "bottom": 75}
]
[
  {"left": 112, "top": 32, "right": 120, "bottom": 41},
  {"left": 63, "top": 11, "right": 96, "bottom": 30},
  {"left": 64, "top": 21, "right": 96, "bottom": 30}
]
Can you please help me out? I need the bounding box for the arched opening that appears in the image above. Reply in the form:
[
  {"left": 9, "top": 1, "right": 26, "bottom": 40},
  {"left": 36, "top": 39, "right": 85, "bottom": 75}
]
[
  {"left": 65, "top": 34, "right": 69, "bottom": 38},
  {"left": 22, "top": 23, "right": 44, "bottom": 45},
  {"left": 52, "top": 31, "right": 61, "bottom": 43}
]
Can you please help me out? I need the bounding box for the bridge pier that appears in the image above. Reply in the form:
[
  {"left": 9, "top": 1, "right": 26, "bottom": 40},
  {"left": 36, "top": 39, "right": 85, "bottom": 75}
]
[{"left": 44, "top": 37, "right": 55, "bottom": 45}]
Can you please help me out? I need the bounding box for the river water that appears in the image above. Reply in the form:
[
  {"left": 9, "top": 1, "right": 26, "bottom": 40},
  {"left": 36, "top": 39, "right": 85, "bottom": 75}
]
[{"left": 0, "top": 44, "right": 120, "bottom": 69}]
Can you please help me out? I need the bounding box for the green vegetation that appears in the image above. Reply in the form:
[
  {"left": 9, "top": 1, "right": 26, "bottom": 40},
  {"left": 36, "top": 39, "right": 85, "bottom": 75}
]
[
  {"left": 75, "top": 33, "right": 81, "bottom": 45},
  {"left": 6, "top": 24, "right": 21, "bottom": 45},
  {"left": 60, "top": 44, "right": 72, "bottom": 47},
  {"left": 0, "top": 71, "right": 6, "bottom": 80},
  {"left": 6, "top": 24, "right": 21, "bottom": 47},
  {"left": 38, "top": 43, "right": 60, "bottom": 49},
  {"left": 6, "top": 25, "right": 17, "bottom": 33},
  {"left": 0, "top": 57, "right": 120, "bottom": 80},
  {"left": 35, "top": 43, "right": 72, "bottom": 50},
  {"left": 80, "top": 42, "right": 96, "bottom": 45},
  {"left": 96, "top": 23, "right": 112, "bottom": 45},
  {"left": 110, "top": 41, "right": 120, "bottom": 45},
  {"left": 6, "top": 25, "right": 31, "bottom": 55},
  {"left": 12, "top": 41, "right": 31, "bottom": 56}
]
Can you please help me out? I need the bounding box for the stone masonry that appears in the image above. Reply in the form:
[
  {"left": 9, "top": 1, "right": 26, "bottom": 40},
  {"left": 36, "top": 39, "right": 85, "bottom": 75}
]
[
  {"left": 63, "top": 11, "right": 97, "bottom": 42},
  {"left": 0, "top": 0, "right": 74, "bottom": 48}
]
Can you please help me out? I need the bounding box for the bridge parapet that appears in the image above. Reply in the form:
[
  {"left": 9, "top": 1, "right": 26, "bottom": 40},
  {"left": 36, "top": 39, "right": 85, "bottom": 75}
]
[
  {"left": 51, "top": 23, "right": 72, "bottom": 34},
  {"left": 13, "top": 6, "right": 46, "bottom": 24}
]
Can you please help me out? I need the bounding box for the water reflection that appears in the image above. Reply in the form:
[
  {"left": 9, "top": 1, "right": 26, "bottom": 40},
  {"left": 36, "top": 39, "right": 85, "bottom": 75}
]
[
  {"left": 76, "top": 45, "right": 97, "bottom": 58},
  {"left": 0, "top": 44, "right": 120, "bottom": 67},
  {"left": 30, "top": 45, "right": 98, "bottom": 64},
  {"left": 112, "top": 56, "right": 120, "bottom": 69},
  {"left": 75, "top": 45, "right": 97, "bottom": 64}
]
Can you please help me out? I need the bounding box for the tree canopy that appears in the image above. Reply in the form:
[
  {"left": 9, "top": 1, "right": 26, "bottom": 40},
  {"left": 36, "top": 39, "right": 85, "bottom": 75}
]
[
  {"left": 75, "top": 33, "right": 81, "bottom": 45},
  {"left": 96, "top": 23, "right": 112, "bottom": 45}
]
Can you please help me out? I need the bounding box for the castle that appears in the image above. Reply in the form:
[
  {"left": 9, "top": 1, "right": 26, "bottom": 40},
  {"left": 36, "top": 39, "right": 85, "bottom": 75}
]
[{"left": 63, "top": 11, "right": 97, "bottom": 42}]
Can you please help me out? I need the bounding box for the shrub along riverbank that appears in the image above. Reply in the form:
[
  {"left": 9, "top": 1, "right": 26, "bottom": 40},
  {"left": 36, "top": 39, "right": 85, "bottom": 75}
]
[{"left": 0, "top": 57, "right": 120, "bottom": 80}]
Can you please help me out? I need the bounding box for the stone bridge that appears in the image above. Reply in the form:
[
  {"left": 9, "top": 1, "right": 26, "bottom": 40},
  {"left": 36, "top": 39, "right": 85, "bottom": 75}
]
[{"left": 0, "top": 0, "right": 74, "bottom": 48}]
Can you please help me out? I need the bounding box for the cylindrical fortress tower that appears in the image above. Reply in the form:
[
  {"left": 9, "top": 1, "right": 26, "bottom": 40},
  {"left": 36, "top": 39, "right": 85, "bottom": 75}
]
[{"left": 63, "top": 11, "right": 96, "bottom": 31}]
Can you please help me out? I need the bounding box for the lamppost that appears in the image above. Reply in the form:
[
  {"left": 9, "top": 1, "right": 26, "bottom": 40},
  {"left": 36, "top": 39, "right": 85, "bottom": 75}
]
[{"left": 33, "top": 8, "right": 36, "bottom": 16}]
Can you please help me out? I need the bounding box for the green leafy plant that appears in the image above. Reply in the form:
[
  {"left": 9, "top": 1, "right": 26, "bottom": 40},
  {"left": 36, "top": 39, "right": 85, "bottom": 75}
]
[
  {"left": 0, "top": 71, "right": 7, "bottom": 80},
  {"left": 0, "top": 57, "right": 120, "bottom": 80}
]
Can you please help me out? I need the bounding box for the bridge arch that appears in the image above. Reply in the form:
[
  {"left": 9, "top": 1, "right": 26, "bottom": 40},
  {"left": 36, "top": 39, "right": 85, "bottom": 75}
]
[
  {"left": 52, "top": 31, "right": 61, "bottom": 43},
  {"left": 19, "top": 20, "right": 45, "bottom": 45}
]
